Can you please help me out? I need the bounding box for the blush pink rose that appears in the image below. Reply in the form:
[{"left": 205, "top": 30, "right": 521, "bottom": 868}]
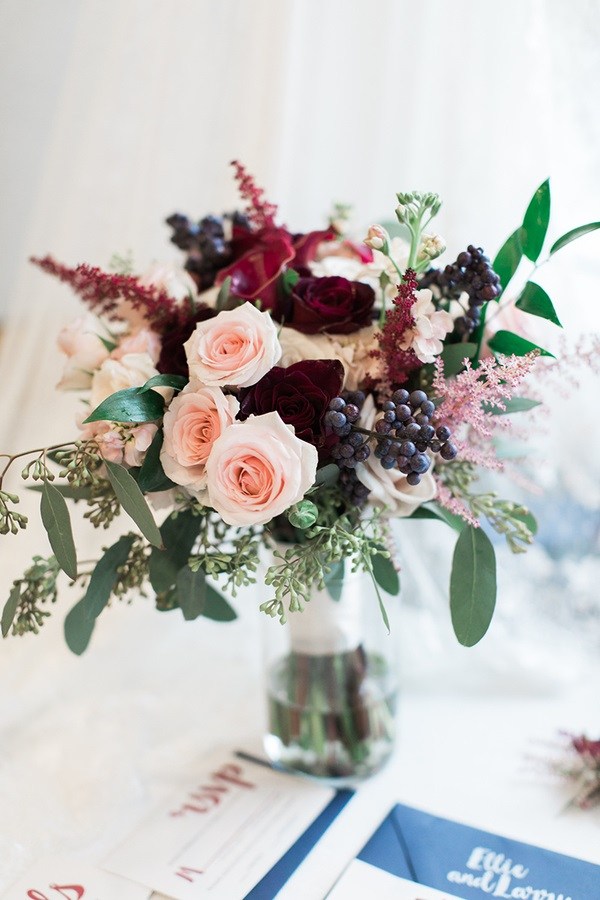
[
  {"left": 88, "top": 352, "right": 161, "bottom": 412},
  {"left": 184, "top": 301, "right": 281, "bottom": 388},
  {"left": 160, "top": 381, "right": 239, "bottom": 493},
  {"left": 205, "top": 412, "right": 318, "bottom": 526},
  {"left": 57, "top": 314, "right": 110, "bottom": 390},
  {"left": 79, "top": 421, "right": 157, "bottom": 467},
  {"left": 112, "top": 328, "right": 162, "bottom": 364}
]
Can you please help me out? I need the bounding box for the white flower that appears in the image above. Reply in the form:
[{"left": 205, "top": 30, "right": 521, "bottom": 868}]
[
  {"left": 356, "top": 395, "right": 436, "bottom": 516},
  {"left": 56, "top": 314, "right": 110, "bottom": 390},
  {"left": 364, "top": 225, "right": 390, "bottom": 253},
  {"left": 88, "top": 352, "right": 160, "bottom": 411},
  {"left": 138, "top": 263, "right": 197, "bottom": 302},
  {"left": 278, "top": 324, "right": 382, "bottom": 391},
  {"left": 399, "top": 288, "right": 453, "bottom": 363},
  {"left": 417, "top": 232, "right": 446, "bottom": 262}
]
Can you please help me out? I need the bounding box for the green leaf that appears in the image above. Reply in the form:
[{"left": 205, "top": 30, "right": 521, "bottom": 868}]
[
  {"left": 83, "top": 387, "right": 165, "bottom": 424},
  {"left": 2, "top": 584, "right": 21, "bottom": 637},
  {"left": 493, "top": 229, "right": 523, "bottom": 295},
  {"left": 216, "top": 275, "right": 232, "bottom": 311},
  {"left": 324, "top": 559, "right": 345, "bottom": 601},
  {"left": 450, "top": 525, "right": 497, "bottom": 646},
  {"left": 64, "top": 535, "right": 136, "bottom": 654},
  {"left": 82, "top": 534, "right": 136, "bottom": 620},
  {"left": 203, "top": 585, "right": 237, "bottom": 621},
  {"left": 40, "top": 480, "right": 78, "bottom": 580},
  {"left": 104, "top": 460, "right": 162, "bottom": 548},
  {"left": 487, "top": 330, "right": 554, "bottom": 359},
  {"left": 371, "top": 551, "right": 400, "bottom": 596},
  {"left": 176, "top": 564, "right": 206, "bottom": 621},
  {"left": 409, "top": 502, "right": 465, "bottom": 532},
  {"left": 439, "top": 342, "right": 477, "bottom": 376},
  {"left": 281, "top": 269, "right": 300, "bottom": 295},
  {"left": 488, "top": 396, "right": 542, "bottom": 416},
  {"left": 148, "top": 508, "right": 201, "bottom": 594},
  {"left": 550, "top": 221, "right": 600, "bottom": 255},
  {"left": 138, "top": 374, "right": 187, "bottom": 393},
  {"left": 97, "top": 335, "right": 117, "bottom": 353},
  {"left": 64, "top": 597, "right": 96, "bottom": 655},
  {"left": 137, "top": 429, "right": 176, "bottom": 493},
  {"left": 315, "top": 464, "right": 340, "bottom": 487},
  {"left": 521, "top": 178, "right": 551, "bottom": 262},
  {"left": 513, "top": 508, "right": 538, "bottom": 536},
  {"left": 515, "top": 281, "right": 562, "bottom": 327}
]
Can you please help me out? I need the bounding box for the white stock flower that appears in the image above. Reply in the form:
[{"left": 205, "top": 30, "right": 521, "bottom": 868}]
[{"left": 399, "top": 288, "right": 453, "bottom": 363}]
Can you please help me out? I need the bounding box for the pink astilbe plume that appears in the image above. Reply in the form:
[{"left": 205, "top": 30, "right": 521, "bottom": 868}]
[
  {"left": 31, "top": 255, "right": 179, "bottom": 329},
  {"left": 230, "top": 160, "right": 278, "bottom": 230},
  {"left": 433, "top": 477, "right": 480, "bottom": 527},
  {"left": 433, "top": 352, "right": 540, "bottom": 438}
]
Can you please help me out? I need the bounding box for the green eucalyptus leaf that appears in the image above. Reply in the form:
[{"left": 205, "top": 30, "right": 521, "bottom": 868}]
[
  {"left": 450, "top": 525, "right": 497, "bottom": 647},
  {"left": 371, "top": 551, "right": 400, "bottom": 596},
  {"left": 493, "top": 229, "right": 523, "bottom": 295},
  {"left": 488, "top": 397, "right": 542, "bottom": 415},
  {"left": 82, "top": 534, "right": 136, "bottom": 621},
  {"left": 176, "top": 564, "right": 207, "bottom": 621},
  {"left": 440, "top": 342, "right": 477, "bottom": 376},
  {"left": 104, "top": 460, "right": 162, "bottom": 548},
  {"left": 324, "top": 559, "right": 345, "bottom": 601},
  {"left": 409, "top": 502, "right": 465, "bottom": 532},
  {"left": 315, "top": 464, "right": 340, "bottom": 487},
  {"left": 29, "top": 483, "right": 92, "bottom": 500},
  {"left": 2, "top": 584, "right": 21, "bottom": 638},
  {"left": 149, "top": 552, "right": 180, "bottom": 594},
  {"left": 487, "top": 330, "right": 554, "bottom": 359},
  {"left": 550, "top": 221, "right": 600, "bottom": 255},
  {"left": 64, "top": 597, "right": 96, "bottom": 655},
  {"left": 513, "top": 508, "right": 538, "bottom": 536},
  {"left": 521, "top": 179, "right": 551, "bottom": 262},
  {"left": 137, "top": 429, "right": 176, "bottom": 493},
  {"left": 216, "top": 275, "right": 232, "bottom": 311},
  {"left": 40, "top": 480, "right": 78, "bottom": 580},
  {"left": 84, "top": 387, "right": 165, "bottom": 424},
  {"left": 203, "top": 584, "right": 237, "bottom": 621},
  {"left": 148, "top": 509, "right": 202, "bottom": 594},
  {"left": 138, "top": 374, "right": 187, "bottom": 393},
  {"left": 515, "top": 281, "right": 562, "bottom": 327}
]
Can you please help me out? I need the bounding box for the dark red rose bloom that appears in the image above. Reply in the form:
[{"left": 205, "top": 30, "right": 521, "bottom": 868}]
[
  {"left": 156, "top": 305, "right": 216, "bottom": 377},
  {"left": 238, "top": 359, "right": 344, "bottom": 448},
  {"left": 285, "top": 275, "right": 375, "bottom": 334},
  {"left": 292, "top": 227, "right": 337, "bottom": 266},
  {"left": 215, "top": 227, "right": 295, "bottom": 311}
]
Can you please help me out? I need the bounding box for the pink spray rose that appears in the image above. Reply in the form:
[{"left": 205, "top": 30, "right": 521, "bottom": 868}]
[
  {"left": 57, "top": 314, "right": 110, "bottom": 390},
  {"left": 184, "top": 302, "right": 281, "bottom": 388},
  {"left": 205, "top": 411, "right": 318, "bottom": 526},
  {"left": 160, "top": 381, "right": 239, "bottom": 493}
]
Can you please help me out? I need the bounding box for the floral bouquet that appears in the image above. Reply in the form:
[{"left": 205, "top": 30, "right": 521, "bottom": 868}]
[{"left": 1, "top": 162, "right": 596, "bottom": 777}]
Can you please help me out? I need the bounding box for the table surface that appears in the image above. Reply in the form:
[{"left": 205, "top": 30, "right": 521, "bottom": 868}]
[{"left": 1, "top": 311, "right": 599, "bottom": 898}]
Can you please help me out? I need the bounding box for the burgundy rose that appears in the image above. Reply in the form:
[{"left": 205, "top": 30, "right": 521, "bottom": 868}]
[
  {"left": 285, "top": 275, "right": 375, "bottom": 334},
  {"left": 215, "top": 227, "right": 295, "bottom": 311},
  {"left": 238, "top": 359, "right": 344, "bottom": 449},
  {"left": 156, "top": 305, "right": 216, "bottom": 376}
]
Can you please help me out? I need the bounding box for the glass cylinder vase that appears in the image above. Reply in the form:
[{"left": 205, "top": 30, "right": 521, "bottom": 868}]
[{"left": 262, "top": 565, "right": 399, "bottom": 783}]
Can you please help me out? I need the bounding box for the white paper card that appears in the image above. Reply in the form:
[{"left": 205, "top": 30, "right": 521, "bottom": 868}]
[
  {"left": 104, "top": 751, "right": 334, "bottom": 900},
  {"left": 328, "top": 859, "right": 464, "bottom": 900},
  {"left": 3, "top": 855, "right": 151, "bottom": 900}
]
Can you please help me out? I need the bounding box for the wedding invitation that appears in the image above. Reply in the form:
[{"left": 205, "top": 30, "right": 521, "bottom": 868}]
[
  {"left": 103, "top": 750, "right": 348, "bottom": 899},
  {"left": 2, "top": 856, "right": 150, "bottom": 900},
  {"left": 330, "top": 802, "right": 600, "bottom": 899}
]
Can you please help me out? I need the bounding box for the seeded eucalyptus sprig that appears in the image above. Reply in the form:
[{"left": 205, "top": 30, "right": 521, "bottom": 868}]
[{"left": 2, "top": 556, "right": 61, "bottom": 636}]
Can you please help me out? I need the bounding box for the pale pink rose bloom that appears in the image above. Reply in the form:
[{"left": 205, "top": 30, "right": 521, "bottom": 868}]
[
  {"left": 116, "top": 263, "right": 196, "bottom": 330},
  {"left": 160, "top": 381, "right": 239, "bottom": 492},
  {"left": 88, "top": 352, "right": 161, "bottom": 412},
  {"left": 205, "top": 412, "right": 318, "bottom": 526},
  {"left": 123, "top": 423, "right": 158, "bottom": 467},
  {"left": 57, "top": 314, "right": 110, "bottom": 390},
  {"left": 112, "top": 328, "right": 161, "bottom": 364},
  {"left": 184, "top": 302, "right": 281, "bottom": 388},
  {"left": 356, "top": 396, "right": 436, "bottom": 516},
  {"left": 399, "top": 288, "right": 453, "bottom": 363},
  {"left": 77, "top": 421, "right": 157, "bottom": 467},
  {"left": 278, "top": 324, "right": 382, "bottom": 392}
]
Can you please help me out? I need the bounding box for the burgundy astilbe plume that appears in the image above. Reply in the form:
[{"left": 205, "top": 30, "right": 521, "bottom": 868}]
[
  {"left": 31, "top": 255, "right": 179, "bottom": 329},
  {"left": 373, "top": 269, "right": 422, "bottom": 385},
  {"left": 230, "top": 160, "right": 278, "bottom": 230}
]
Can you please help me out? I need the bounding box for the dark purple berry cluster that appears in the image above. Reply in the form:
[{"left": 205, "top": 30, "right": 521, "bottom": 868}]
[
  {"left": 421, "top": 244, "right": 501, "bottom": 336},
  {"left": 374, "top": 389, "right": 457, "bottom": 485},
  {"left": 165, "top": 211, "right": 250, "bottom": 291},
  {"left": 325, "top": 391, "right": 370, "bottom": 468}
]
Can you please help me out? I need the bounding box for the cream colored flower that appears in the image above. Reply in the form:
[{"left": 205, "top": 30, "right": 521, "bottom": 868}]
[{"left": 399, "top": 288, "right": 453, "bottom": 363}]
